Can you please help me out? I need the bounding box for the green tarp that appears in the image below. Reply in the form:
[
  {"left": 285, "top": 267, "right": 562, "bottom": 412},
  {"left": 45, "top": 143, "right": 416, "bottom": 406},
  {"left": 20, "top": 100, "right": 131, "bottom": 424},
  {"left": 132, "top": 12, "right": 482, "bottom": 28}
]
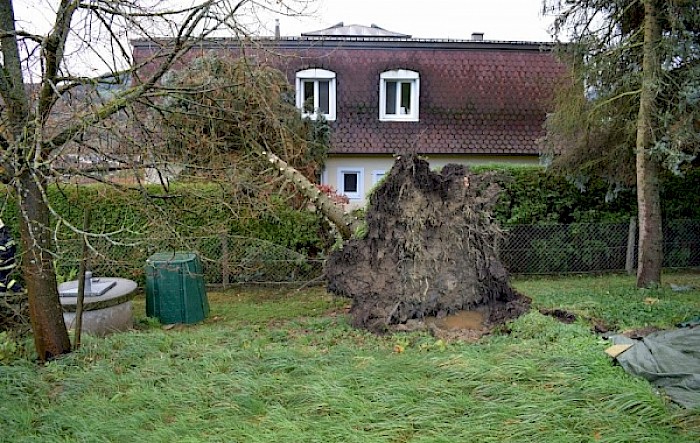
[{"left": 610, "top": 327, "right": 700, "bottom": 409}]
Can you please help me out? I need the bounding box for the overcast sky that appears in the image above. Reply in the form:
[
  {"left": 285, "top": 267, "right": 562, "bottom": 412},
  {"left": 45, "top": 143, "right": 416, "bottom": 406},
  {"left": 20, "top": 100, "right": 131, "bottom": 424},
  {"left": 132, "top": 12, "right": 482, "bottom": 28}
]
[
  {"left": 13, "top": 0, "right": 557, "bottom": 77},
  {"left": 272, "top": 0, "right": 556, "bottom": 42},
  {"left": 16, "top": 1, "right": 556, "bottom": 42}
]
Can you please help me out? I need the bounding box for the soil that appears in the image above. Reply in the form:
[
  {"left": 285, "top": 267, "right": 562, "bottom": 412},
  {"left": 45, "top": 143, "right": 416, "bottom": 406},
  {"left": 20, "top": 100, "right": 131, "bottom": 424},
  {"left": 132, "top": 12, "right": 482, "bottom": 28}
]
[
  {"left": 621, "top": 326, "right": 662, "bottom": 339},
  {"left": 326, "top": 154, "right": 530, "bottom": 335},
  {"left": 538, "top": 309, "right": 618, "bottom": 336},
  {"left": 540, "top": 308, "right": 577, "bottom": 324}
]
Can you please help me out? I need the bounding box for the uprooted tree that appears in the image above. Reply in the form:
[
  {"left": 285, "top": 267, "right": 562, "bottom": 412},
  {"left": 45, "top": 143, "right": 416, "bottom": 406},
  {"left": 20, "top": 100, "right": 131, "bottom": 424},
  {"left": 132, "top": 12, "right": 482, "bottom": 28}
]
[
  {"left": 326, "top": 154, "right": 530, "bottom": 333},
  {"left": 149, "top": 55, "right": 527, "bottom": 333},
  {"left": 158, "top": 62, "right": 529, "bottom": 333},
  {"left": 151, "top": 52, "right": 531, "bottom": 334}
]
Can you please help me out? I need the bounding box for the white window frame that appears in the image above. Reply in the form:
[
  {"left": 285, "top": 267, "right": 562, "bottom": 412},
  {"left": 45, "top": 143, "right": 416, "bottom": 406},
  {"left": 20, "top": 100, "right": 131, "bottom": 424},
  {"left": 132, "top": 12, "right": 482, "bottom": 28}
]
[
  {"left": 296, "top": 69, "right": 337, "bottom": 121},
  {"left": 338, "top": 168, "right": 364, "bottom": 200},
  {"left": 379, "top": 70, "right": 420, "bottom": 122},
  {"left": 371, "top": 170, "right": 386, "bottom": 186}
]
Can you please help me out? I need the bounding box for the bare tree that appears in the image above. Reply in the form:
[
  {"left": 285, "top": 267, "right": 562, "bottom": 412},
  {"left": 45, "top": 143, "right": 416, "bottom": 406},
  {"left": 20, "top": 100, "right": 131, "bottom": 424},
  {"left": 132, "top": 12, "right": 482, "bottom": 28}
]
[{"left": 0, "top": 0, "right": 319, "bottom": 360}]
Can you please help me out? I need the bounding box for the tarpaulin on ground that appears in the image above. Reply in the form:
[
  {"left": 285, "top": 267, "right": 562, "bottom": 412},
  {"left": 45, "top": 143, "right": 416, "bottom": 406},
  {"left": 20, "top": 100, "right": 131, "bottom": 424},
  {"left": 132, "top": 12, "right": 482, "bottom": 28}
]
[{"left": 609, "top": 327, "right": 700, "bottom": 409}]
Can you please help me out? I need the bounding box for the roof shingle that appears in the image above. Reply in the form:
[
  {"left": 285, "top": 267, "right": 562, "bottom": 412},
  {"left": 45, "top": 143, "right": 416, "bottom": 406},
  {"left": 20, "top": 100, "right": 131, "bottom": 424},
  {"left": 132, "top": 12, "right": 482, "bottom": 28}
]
[
  {"left": 132, "top": 36, "right": 568, "bottom": 156},
  {"left": 264, "top": 39, "right": 567, "bottom": 156}
]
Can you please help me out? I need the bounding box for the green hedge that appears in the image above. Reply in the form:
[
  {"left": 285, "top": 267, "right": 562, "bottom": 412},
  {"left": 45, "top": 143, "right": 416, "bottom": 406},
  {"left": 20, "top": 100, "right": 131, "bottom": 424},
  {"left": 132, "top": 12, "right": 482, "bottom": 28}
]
[
  {"left": 0, "top": 184, "right": 331, "bottom": 283},
  {"left": 1, "top": 167, "right": 698, "bottom": 275},
  {"left": 473, "top": 165, "right": 700, "bottom": 226},
  {"left": 2, "top": 184, "right": 328, "bottom": 248}
]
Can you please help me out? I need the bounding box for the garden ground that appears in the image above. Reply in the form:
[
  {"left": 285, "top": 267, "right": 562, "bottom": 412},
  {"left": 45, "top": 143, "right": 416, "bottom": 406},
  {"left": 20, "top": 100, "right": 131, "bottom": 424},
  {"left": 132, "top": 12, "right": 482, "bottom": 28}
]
[{"left": 1, "top": 272, "right": 699, "bottom": 442}]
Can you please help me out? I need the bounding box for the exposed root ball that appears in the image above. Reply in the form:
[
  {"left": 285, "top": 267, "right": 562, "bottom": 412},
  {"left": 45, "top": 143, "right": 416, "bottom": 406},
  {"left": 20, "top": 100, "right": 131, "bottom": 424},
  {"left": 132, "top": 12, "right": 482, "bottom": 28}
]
[{"left": 326, "top": 155, "right": 529, "bottom": 333}]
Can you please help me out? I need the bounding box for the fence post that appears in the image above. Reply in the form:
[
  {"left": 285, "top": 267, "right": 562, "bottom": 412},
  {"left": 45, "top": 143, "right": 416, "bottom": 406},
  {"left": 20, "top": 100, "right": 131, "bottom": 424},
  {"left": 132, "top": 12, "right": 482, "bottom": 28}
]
[
  {"left": 625, "top": 216, "right": 637, "bottom": 275},
  {"left": 220, "top": 233, "right": 229, "bottom": 290}
]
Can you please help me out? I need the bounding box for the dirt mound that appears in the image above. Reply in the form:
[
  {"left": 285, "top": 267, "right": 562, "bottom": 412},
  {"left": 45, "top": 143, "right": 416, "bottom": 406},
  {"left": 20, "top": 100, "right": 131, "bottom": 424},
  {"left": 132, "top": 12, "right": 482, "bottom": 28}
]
[
  {"left": 326, "top": 154, "right": 530, "bottom": 333},
  {"left": 540, "top": 308, "right": 577, "bottom": 324}
]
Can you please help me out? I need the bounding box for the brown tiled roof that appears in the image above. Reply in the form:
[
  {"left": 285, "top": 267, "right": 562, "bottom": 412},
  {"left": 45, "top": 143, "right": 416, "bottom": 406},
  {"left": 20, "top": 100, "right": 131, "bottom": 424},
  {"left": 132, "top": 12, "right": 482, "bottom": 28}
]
[
  {"left": 132, "top": 37, "right": 568, "bottom": 156},
  {"left": 272, "top": 39, "right": 566, "bottom": 156}
]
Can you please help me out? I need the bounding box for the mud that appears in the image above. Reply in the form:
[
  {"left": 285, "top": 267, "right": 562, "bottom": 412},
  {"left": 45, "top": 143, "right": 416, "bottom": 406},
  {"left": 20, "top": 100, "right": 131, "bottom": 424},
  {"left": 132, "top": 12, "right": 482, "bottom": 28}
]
[
  {"left": 540, "top": 308, "right": 577, "bottom": 324},
  {"left": 425, "top": 310, "right": 486, "bottom": 331}
]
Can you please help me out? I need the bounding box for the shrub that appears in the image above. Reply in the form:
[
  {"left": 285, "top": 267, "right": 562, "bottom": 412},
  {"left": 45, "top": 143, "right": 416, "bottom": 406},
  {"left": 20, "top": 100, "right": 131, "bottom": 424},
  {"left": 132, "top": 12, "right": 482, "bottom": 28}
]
[{"left": 473, "top": 165, "right": 700, "bottom": 226}]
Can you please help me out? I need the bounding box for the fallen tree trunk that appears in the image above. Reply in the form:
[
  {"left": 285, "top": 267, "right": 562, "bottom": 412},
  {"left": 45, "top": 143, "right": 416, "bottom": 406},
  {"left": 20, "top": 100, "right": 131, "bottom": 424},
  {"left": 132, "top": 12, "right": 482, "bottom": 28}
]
[{"left": 260, "top": 149, "right": 361, "bottom": 240}]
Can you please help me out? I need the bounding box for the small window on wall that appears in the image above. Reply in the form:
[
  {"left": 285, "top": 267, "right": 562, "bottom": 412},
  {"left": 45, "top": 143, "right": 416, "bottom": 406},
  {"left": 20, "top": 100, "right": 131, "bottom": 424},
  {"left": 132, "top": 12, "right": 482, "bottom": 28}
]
[
  {"left": 372, "top": 170, "right": 386, "bottom": 186},
  {"left": 380, "top": 70, "right": 419, "bottom": 121},
  {"left": 296, "top": 69, "right": 336, "bottom": 121},
  {"left": 338, "top": 168, "right": 363, "bottom": 200}
]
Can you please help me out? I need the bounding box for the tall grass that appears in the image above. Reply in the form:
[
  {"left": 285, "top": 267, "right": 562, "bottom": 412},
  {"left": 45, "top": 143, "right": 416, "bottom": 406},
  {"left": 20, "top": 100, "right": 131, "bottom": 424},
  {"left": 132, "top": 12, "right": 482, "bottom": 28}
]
[{"left": 1, "top": 275, "right": 698, "bottom": 442}]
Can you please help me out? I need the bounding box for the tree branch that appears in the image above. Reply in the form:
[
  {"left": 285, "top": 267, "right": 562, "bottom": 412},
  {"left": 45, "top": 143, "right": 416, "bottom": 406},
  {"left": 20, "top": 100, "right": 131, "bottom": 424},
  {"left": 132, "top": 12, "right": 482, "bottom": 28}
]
[
  {"left": 43, "top": 1, "right": 237, "bottom": 155},
  {"left": 37, "top": 0, "right": 80, "bottom": 123}
]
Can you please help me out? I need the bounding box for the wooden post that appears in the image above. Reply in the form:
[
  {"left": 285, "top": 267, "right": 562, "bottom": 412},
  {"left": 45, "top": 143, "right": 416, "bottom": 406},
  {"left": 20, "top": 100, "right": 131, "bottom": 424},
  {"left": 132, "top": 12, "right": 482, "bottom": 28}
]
[
  {"left": 626, "top": 216, "right": 637, "bottom": 275},
  {"left": 221, "top": 233, "right": 229, "bottom": 290}
]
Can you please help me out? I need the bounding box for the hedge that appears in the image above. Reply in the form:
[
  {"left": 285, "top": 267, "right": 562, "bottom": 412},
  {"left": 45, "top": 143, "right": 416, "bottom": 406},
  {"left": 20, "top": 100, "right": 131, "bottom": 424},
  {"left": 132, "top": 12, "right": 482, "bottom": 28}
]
[
  {"left": 478, "top": 165, "right": 700, "bottom": 226},
  {"left": 1, "top": 166, "right": 698, "bottom": 267},
  {"left": 0, "top": 183, "right": 331, "bottom": 283}
]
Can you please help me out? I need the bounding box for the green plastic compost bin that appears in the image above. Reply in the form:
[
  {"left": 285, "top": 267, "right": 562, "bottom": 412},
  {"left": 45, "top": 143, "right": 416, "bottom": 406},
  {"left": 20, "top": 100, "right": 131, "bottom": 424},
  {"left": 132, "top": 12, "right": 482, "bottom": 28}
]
[{"left": 145, "top": 252, "right": 209, "bottom": 324}]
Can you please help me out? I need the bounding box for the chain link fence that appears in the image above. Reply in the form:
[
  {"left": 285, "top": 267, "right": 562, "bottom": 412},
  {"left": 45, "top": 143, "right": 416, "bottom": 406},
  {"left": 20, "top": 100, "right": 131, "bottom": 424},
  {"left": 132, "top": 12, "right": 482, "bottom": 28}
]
[
  {"left": 499, "top": 218, "right": 700, "bottom": 274},
  {"left": 52, "top": 218, "right": 698, "bottom": 286},
  {"left": 54, "top": 234, "right": 325, "bottom": 287}
]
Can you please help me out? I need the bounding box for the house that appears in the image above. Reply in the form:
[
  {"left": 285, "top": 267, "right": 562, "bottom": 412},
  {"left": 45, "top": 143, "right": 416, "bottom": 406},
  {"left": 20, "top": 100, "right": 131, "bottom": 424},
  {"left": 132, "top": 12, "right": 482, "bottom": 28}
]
[{"left": 131, "top": 23, "right": 567, "bottom": 206}]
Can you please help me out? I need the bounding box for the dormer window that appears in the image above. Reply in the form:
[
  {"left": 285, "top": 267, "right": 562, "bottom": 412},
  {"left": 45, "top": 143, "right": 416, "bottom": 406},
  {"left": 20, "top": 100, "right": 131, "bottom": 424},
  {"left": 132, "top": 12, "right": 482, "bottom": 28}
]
[
  {"left": 295, "top": 69, "right": 336, "bottom": 121},
  {"left": 379, "top": 70, "right": 419, "bottom": 121}
]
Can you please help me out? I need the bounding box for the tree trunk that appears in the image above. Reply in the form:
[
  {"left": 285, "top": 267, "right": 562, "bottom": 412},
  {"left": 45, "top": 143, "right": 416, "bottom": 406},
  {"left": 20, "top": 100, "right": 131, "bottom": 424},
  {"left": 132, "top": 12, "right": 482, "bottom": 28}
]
[
  {"left": 18, "top": 170, "right": 71, "bottom": 360},
  {"left": 635, "top": 0, "right": 664, "bottom": 288},
  {"left": 260, "top": 149, "right": 361, "bottom": 240}
]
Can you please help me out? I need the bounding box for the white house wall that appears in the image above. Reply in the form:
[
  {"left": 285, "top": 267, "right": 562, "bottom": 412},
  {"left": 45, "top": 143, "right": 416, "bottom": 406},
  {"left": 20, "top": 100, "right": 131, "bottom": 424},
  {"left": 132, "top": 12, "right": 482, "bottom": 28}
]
[{"left": 322, "top": 154, "right": 540, "bottom": 208}]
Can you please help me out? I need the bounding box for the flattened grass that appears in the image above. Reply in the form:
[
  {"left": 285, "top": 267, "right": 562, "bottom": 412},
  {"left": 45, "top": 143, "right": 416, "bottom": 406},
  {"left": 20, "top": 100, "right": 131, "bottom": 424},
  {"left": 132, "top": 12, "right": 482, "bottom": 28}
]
[{"left": 1, "top": 274, "right": 699, "bottom": 442}]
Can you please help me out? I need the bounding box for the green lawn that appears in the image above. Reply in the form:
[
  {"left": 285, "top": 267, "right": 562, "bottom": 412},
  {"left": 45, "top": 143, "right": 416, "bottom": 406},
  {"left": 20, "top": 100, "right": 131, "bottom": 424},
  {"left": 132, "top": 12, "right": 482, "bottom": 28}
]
[{"left": 1, "top": 273, "right": 699, "bottom": 442}]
